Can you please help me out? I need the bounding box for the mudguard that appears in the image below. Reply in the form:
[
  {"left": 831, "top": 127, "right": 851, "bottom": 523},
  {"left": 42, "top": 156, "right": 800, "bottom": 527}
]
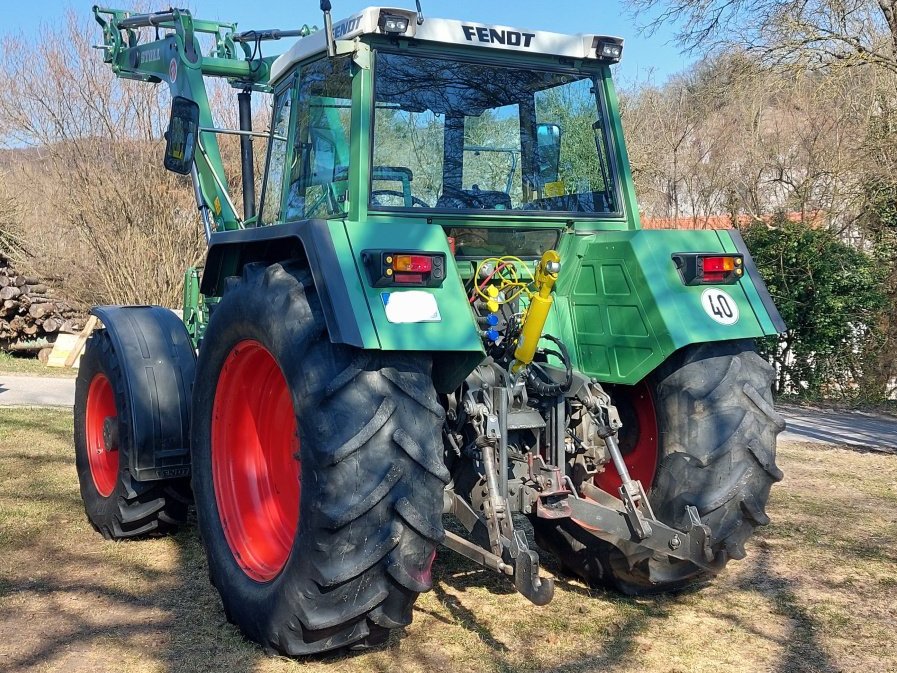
[
  {"left": 200, "top": 219, "right": 484, "bottom": 392},
  {"left": 90, "top": 306, "right": 196, "bottom": 481},
  {"left": 551, "top": 228, "right": 787, "bottom": 385}
]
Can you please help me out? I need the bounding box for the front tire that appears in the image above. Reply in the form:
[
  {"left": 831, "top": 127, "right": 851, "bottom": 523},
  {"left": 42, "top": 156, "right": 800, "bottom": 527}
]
[
  {"left": 534, "top": 340, "right": 785, "bottom": 594},
  {"left": 74, "top": 330, "right": 191, "bottom": 539},
  {"left": 190, "top": 261, "right": 446, "bottom": 655}
]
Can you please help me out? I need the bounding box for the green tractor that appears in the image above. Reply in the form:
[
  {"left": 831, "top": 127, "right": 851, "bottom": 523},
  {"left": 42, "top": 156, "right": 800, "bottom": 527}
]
[{"left": 75, "top": 2, "right": 786, "bottom": 655}]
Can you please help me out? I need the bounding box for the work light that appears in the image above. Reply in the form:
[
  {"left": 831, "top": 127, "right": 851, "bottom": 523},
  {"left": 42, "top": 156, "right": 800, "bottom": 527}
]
[
  {"left": 594, "top": 36, "right": 624, "bottom": 62},
  {"left": 379, "top": 13, "right": 410, "bottom": 35}
]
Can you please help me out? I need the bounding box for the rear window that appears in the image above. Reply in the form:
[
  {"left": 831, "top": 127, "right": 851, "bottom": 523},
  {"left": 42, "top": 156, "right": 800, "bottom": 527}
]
[{"left": 446, "top": 228, "right": 559, "bottom": 258}]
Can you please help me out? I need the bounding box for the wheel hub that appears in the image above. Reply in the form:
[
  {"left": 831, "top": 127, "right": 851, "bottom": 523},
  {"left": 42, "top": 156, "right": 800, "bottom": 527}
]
[
  {"left": 594, "top": 381, "right": 658, "bottom": 494},
  {"left": 85, "top": 373, "right": 119, "bottom": 497},
  {"left": 211, "top": 340, "right": 301, "bottom": 582}
]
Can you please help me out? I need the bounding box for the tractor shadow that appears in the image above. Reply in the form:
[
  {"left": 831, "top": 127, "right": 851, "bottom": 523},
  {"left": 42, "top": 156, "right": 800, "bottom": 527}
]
[{"left": 425, "top": 513, "right": 669, "bottom": 672}]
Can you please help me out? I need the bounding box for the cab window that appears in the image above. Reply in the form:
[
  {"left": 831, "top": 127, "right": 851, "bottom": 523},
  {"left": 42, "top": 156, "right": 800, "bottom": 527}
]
[{"left": 284, "top": 57, "right": 353, "bottom": 220}]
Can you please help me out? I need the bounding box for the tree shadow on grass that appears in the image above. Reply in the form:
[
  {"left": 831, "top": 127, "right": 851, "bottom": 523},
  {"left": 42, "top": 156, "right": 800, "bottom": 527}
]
[
  {"left": 730, "top": 542, "right": 839, "bottom": 673},
  {"left": 0, "top": 408, "right": 74, "bottom": 447},
  {"left": 4, "top": 408, "right": 841, "bottom": 673},
  {"left": 427, "top": 523, "right": 672, "bottom": 673},
  {"left": 0, "top": 409, "right": 260, "bottom": 673}
]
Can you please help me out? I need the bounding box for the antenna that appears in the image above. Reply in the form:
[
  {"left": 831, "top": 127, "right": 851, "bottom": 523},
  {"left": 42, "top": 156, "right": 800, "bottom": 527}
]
[
  {"left": 415, "top": 0, "right": 424, "bottom": 25},
  {"left": 320, "top": 0, "right": 336, "bottom": 57}
]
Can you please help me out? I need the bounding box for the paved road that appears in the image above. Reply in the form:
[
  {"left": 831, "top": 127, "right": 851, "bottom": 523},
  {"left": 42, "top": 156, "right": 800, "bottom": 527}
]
[
  {"left": 0, "top": 374, "right": 75, "bottom": 407},
  {"left": 1, "top": 375, "right": 895, "bottom": 451},
  {"left": 778, "top": 404, "right": 897, "bottom": 452}
]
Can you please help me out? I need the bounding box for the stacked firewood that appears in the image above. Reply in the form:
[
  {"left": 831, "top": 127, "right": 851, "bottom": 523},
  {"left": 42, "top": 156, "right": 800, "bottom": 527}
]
[{"left": 0, "top": 254, "right": 84, "bottom": 346}]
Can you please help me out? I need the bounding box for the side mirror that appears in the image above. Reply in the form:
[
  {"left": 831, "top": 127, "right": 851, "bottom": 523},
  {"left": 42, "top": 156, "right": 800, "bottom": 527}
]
[
  {"left": 536, "top": 123, "right": 562, "bottom": 185},
  {"left": 163, "top": 96, "right": 200, "bottom": 175}
]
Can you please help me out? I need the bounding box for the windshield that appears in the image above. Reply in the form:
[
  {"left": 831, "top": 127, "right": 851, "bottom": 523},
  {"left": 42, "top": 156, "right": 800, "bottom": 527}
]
[{"left": 370, "top": 51, "right": 619, "bottom": 215}]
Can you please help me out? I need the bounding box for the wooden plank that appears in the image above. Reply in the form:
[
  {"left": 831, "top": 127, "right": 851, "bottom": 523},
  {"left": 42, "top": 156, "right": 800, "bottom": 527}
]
[
  {"left": 47, "top": 334, "right": 78, "bottom": 368},
  {"left": 63, "top": 315, "right": 98, "bottom": 368}
]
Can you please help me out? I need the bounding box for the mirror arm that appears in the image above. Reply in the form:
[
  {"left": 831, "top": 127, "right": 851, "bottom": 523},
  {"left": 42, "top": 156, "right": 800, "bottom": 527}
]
[{"left": 321, "top": 1, "right": 336, "bottom": 58}]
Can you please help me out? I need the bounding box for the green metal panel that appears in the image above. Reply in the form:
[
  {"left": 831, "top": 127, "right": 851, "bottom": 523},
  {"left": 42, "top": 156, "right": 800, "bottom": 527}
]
[
  {"left": 326, "top": 221, "right": 380, "bottom": 349},
  {"left": 341, "top": 220, "right": 484, "bottom": 354},
  {"left": 598, "top": 71, "right": 641, "bottom": 232},
  {"left": 348, "top": 59, "right": 372, "bottom": 223},
  {"left": 562, "top": 229, "right": 782, "bottom": 384}
]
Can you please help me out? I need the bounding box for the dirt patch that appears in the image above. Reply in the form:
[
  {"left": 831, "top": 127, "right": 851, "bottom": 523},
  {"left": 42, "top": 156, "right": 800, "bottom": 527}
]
[{"left": 1, "top": 410, "right": 895, "bottom": 673}]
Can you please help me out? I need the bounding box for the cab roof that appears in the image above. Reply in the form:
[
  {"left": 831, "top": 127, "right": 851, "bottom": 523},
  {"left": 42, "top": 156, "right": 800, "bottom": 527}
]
[{"left": 269, "top": 6, "right": 622, "bottom": 83}]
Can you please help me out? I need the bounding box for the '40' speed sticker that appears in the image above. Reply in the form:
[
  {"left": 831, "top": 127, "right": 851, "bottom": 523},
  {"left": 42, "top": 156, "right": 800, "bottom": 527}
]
[{"left": 701, "top": 288, "right": 739, "bottom": 325}]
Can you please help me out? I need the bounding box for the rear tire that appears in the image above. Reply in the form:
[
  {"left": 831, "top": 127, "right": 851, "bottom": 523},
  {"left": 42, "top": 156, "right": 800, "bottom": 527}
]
[
  {"left": 74, "top": 330, "right": 191, "bottom": 539},
  {"left": 190, "top": 260, "right": 446, "bottom": 656},
  {"left": 533, "top": 340, "right": 784, "bottom": 594}
]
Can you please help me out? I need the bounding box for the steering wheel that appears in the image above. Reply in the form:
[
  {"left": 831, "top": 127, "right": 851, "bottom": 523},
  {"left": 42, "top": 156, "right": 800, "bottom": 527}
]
[
  {"left": 370, "top": 189, "right": 430, "bottom": 208},
  {"left": 439, "top": 185, "right": 485, "bottom": 209}
]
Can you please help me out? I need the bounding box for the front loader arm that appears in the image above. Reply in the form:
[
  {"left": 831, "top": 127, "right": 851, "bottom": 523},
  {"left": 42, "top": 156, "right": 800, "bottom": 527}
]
[{"left": 93, "top": 6, "right": 278, "bottom": 232}]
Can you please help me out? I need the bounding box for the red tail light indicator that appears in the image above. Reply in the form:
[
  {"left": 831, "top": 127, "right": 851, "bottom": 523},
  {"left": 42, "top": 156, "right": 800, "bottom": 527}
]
[
  {"left": 362, "top": 250, "right": 447, "bottom": 288},
  {"left": 393, "top": 255, "right": 433, "bottom": 273},
  {"left": 672, "top": 253, "right": 744, "bottom": 285}
]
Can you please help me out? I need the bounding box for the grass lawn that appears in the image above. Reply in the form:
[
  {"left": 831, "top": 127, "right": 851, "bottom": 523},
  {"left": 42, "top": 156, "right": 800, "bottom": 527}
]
[
  {"left": 0, "top": 407, "right": 895, "bottom": 673},
  {"left": 0, "top": 351, "right": 78, "bottom": 378}
]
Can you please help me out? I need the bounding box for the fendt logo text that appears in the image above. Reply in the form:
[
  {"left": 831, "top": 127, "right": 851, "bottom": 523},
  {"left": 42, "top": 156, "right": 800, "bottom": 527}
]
[
  {"left": 461, "top": 25, "right": 536, "bottom": 48},
  {"left": 333, "top": 15, "right": 362, "bottom": 39}
]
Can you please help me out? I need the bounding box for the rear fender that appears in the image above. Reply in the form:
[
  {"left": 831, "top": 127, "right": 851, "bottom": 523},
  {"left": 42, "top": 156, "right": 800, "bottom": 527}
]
[
  {"left": 200, "top": 220, "right": 484, "bottom": 392},
  {"left": 556, "top": 228, "right": 786, "bottom": 385},
  {"left": 90, "top": 306, "right": 196, "bottom": 481}
]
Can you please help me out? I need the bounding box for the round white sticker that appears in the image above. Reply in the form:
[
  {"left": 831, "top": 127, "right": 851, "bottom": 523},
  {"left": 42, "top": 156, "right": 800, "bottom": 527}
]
[
  {"left": 169, "top": 58, "right": 178, "bottom": 83},
  {"left": 701, "top": 288, "right": 739, "bottom": 325}
]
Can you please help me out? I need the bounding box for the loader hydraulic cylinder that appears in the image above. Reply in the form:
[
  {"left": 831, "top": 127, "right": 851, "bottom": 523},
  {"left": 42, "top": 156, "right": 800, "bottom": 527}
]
[{"left": 238, "top": 90, "right": 255, "bottom": 221}]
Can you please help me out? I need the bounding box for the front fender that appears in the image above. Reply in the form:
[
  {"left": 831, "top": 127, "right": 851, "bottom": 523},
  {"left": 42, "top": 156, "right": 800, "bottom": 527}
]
[{"left": 90, "top": 306, "right": 196, "bottom": 481}]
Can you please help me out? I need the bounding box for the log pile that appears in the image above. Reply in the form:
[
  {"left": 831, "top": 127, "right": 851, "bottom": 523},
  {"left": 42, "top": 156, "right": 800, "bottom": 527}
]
[{"left": 0, "top": 254, "right": 85, "bottom": 347}]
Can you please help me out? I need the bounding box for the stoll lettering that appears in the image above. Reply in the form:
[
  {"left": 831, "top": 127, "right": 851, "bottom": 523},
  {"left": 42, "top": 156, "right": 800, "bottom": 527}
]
[{"left": 461, "top": 25, "right": 536, "bottom": 48}]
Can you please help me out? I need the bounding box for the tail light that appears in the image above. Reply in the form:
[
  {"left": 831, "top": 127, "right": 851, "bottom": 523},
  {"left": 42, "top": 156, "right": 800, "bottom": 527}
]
[
  {"left": 672, "top": 253, "right": 744, "bottom": 285},
  {"left": 362, "top": 250, "right": 446, "bottom": 288}
]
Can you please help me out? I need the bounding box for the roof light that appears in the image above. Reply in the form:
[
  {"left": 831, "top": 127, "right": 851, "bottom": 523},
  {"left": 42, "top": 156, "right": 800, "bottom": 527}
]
[
  {"left": 594, "top": 36, "right": 624, "bottom": 63},
  {"left": 379, "top": 13, "right": 409, "bottom": 35}
]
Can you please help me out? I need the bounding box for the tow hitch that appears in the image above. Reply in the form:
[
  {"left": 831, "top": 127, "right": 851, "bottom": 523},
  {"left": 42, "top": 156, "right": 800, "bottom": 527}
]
[{"left": 441, "top": 381, "right": 721, "bottom": 607}]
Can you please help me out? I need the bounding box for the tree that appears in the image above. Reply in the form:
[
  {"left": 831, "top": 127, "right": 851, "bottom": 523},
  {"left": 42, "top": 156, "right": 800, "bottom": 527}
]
[
  {"left": 628, "top": 0, "right": 897, "bottom": 75},
  {"left": 853, "top": 178, "right": 897, "bottom": 397},
  {"left": 743, "top": 214, "right": 887, "bottom": 396},
  {"left": 0, "top": 13, "right": 268, "bottom": 308},
  {"left": 0, "top": 182, "right": 28, "bottom": 263}
]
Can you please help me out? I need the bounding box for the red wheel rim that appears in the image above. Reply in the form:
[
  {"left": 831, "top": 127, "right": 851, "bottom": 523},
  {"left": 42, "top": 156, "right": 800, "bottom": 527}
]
[
  {"left": 211, "top": 340, "right": 300, "bottom": 582},
  {"left": 85, "top": 373, "right": 119, "bottom": 497},
  {"left": 594, "top": 380, "right": 659, "bottom": 494}
]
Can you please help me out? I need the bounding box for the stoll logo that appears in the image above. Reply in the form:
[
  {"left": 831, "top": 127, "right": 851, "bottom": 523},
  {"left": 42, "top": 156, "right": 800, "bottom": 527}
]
[{"left": 461, "top": 25, "right": 536, "bottom": 48}]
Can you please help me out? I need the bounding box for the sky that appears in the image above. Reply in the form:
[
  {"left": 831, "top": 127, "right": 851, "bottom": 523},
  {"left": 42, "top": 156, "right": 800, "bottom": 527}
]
[{"left": 0, "top": 0, "right": 693, "bottom": 84}]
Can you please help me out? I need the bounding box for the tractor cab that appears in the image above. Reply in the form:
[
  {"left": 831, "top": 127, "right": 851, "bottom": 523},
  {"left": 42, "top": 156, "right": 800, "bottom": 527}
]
[{"left": 256, "top": 6, "right": 628, "bottom": 249}]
